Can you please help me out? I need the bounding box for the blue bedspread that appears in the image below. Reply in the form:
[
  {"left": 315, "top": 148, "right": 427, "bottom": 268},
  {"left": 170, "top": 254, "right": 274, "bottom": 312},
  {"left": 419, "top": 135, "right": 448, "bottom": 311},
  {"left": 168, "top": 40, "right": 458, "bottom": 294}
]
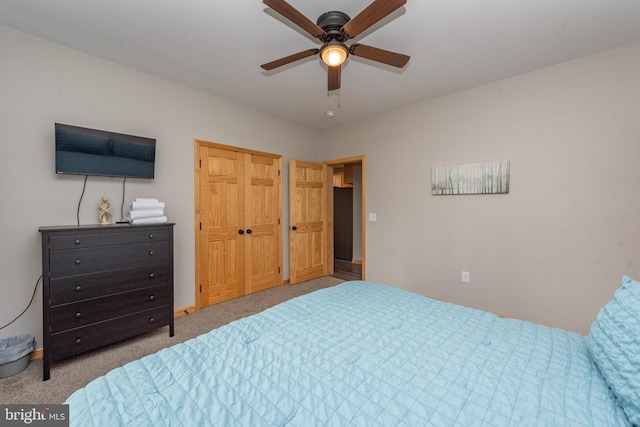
[{"left": 65, "top": 281, "right": 630, "bottom": 426}]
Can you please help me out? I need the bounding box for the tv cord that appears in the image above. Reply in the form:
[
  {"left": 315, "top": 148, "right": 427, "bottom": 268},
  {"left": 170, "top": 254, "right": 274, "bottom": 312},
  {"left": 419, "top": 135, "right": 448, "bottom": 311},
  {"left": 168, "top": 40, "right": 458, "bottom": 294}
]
[
  {"left": 120, "top": 177, "right": 127, "bottom": 222},
  {"left": 77, "top": 175, "right": 88, "bottom": 226},
  {"left": 75, "top": 175, "right": 129, "bottom": 225}
]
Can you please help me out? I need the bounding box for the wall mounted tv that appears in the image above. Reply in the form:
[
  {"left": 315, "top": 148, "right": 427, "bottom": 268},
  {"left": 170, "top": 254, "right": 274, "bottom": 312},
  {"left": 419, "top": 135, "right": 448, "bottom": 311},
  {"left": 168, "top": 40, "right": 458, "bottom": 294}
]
[{"left": 55, "top": 123, "right": 156, "bottom": 179}]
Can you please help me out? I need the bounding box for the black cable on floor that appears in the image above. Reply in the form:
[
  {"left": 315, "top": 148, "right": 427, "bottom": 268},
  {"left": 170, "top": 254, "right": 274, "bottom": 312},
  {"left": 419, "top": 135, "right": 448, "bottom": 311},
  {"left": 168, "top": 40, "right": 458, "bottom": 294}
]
[{"left": 0, "top": 275, "right": 41, "bottom": 330}]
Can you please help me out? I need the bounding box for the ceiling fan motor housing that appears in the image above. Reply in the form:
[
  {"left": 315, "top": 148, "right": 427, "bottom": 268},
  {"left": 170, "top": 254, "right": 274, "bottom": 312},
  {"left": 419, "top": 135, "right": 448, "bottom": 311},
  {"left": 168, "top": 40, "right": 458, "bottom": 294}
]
[{"left": 316, "top": 11, "right": 351, "bottom": 41}]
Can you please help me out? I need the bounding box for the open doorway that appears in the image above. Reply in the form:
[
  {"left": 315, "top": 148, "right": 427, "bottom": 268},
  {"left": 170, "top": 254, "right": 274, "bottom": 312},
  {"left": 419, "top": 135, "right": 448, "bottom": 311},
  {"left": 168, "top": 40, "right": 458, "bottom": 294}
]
[{"left": 326, "top": 156, "right": 365, "bottom": 281}]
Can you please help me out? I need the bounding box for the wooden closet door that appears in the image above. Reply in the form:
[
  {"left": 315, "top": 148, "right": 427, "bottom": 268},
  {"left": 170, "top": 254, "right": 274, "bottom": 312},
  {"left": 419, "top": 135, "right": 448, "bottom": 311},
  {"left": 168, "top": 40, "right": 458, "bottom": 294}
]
[
  {"left": 198, "top": 146, "right": 246, "bottom": 305},
  {"left": 245, "top": 154, "right": 282, "bottom": 294},
  {"left": 196, "top": 141, "right": 283, "bottom": 308}
]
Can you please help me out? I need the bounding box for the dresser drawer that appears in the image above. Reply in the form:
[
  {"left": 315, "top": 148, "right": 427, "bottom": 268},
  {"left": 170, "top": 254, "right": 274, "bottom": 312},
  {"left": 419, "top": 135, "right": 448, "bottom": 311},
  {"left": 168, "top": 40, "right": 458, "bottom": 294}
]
[
  {"left": 49, "top": 264, "right": 171, "bottom": 305},
  {"left": 49, "top": 285, "right": 170, "bottom": 333},
  {"left": 50, "top": 307, "right": 171, "bottom": 361},
  {"left": 49, "top": 228, "right": 170, "bottom": 250},
  {"left": 49, "top": 241, "right": 170, "bottom": 277}
]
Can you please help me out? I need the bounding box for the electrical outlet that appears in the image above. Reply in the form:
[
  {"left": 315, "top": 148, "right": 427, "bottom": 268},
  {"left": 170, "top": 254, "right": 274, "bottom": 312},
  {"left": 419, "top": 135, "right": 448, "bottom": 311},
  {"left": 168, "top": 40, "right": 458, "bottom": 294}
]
[{"left": 462, "top": 271, "right": 470, "bottom": 283}]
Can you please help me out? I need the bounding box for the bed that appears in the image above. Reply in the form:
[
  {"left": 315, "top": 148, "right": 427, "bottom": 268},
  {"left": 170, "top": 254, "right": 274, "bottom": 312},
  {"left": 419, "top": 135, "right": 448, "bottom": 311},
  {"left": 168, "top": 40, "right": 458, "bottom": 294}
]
[{"left": 65, "top": 278, "right": 640, "bottom": 426}]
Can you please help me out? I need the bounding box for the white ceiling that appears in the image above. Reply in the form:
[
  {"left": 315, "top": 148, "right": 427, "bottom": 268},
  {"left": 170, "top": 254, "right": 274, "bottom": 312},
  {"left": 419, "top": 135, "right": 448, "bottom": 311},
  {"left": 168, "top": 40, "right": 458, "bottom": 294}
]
[{"left": 1, "top": 0, "right": 640, "bottom": 130}]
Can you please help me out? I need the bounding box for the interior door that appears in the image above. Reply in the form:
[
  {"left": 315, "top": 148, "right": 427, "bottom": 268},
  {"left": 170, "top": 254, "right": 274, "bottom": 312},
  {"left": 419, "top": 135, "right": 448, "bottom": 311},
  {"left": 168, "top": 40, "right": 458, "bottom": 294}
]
[
  {"left": 245, "top": 154, "right": 282, "bottom": 294},
  {"left": 197, "top": 145, "right": 245, "bottom": 305},
  {"left": 289, "top": 160, "right": 333, "bottom": 284},
  {"left": 196, "top": 141, "right": 282, "bottom": 308}
]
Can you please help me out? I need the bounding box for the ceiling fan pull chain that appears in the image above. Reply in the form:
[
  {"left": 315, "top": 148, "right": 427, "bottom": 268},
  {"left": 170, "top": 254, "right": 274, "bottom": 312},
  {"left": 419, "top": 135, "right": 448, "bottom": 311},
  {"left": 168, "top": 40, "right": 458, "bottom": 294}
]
[{"left": 326, "top": 90, "right": 341, "bottom": 107}]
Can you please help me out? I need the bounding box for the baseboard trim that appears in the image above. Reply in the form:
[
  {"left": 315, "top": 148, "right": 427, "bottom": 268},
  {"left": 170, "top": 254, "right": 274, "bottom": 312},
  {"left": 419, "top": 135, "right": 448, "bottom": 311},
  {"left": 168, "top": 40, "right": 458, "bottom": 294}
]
[
  {"left": 175, "top": 305, "right": 197, "bottom": 317},
  {"left": 30, "top": 348, "right": 43, "bottom": 361},
  {"left": 352, "top": 259, "right": 363, "bottom": 265}
]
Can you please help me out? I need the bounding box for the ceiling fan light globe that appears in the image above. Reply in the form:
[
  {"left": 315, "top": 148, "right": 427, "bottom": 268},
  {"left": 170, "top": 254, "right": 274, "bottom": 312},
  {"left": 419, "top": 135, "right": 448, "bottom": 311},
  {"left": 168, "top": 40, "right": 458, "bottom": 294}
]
[
  {"left": 327, "top": 51, "right": 343, "bottom": 65},
  {"left": 320, "top": 43, "right": 348, "bottom": 67}
]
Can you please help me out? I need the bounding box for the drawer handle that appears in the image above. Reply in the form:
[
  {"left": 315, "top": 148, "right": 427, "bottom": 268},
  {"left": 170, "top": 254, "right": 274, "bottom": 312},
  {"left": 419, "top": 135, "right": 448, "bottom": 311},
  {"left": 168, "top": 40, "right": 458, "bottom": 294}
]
[
  {"left": 149, "top": 317, "right": 155, "bottom": 323},
  {"left": 148, "top": 234, "right": 154, "bottom": 239},
  {"left": 75, "top": 312, "right": 82, "bottom": 319},
  {"left": 149, "top": 273, "right": 155, "bottom": 279},
  {"left": 149, "top": 295, "right": 155, "bottom": 301},
  {"left": 148, "top": 251, "right": 154, "bottom": 256},
  {"left": 74, "top": 259, "right": 81, "bottom": 265},
  {"left": 75, "top": 338, "right": 82, "bottom": 345},
  {"left": 75, "top": 286, "right": 82, "bottom": 292},
  {"left": 74, "top": 239, "right": 81, "bottom": 245}
]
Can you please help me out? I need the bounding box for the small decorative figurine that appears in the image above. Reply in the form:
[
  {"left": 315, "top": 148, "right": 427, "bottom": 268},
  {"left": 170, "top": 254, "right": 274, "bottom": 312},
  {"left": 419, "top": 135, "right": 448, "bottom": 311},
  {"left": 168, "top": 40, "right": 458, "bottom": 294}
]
[{"left": 98, "top": 197, "right": 113, "bottom": 225}]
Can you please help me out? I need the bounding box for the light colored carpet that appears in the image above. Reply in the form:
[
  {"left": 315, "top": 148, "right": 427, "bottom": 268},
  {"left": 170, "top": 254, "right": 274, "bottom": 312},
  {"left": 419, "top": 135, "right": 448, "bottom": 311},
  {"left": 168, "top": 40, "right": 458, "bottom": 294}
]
[{"left": 0, "top": 276, "right": 343, "bottom": 404}]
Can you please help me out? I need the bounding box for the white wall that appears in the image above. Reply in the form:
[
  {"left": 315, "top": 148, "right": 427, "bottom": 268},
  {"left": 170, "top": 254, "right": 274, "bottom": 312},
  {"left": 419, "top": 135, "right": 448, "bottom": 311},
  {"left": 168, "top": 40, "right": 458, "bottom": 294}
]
[
  {"left": 321, "top": 42, "right": 640, "bottom": 334},
  {"left": 0, "top": 25, "right": 320, "bottom": 344}
]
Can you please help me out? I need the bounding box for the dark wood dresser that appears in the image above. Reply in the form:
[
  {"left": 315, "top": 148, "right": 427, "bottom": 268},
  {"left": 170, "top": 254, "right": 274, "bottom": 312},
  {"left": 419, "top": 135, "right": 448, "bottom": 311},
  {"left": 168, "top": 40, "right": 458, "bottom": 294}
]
[{"left": 39, "top": 223, "right": 175, "bottom": 380}]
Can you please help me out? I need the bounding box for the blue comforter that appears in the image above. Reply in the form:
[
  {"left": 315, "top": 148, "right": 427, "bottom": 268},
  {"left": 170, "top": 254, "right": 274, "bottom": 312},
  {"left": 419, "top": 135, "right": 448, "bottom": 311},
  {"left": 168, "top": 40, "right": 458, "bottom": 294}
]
[{"left": 65, "top": 281, "right": 630, "bottom": 426}]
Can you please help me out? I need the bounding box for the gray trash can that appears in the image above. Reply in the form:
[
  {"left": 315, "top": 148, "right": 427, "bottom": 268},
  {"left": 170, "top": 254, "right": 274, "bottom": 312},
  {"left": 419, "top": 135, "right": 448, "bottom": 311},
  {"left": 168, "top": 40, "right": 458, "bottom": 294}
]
[{"left": 0, "top": 335, "right": 36, "bottom": 378}]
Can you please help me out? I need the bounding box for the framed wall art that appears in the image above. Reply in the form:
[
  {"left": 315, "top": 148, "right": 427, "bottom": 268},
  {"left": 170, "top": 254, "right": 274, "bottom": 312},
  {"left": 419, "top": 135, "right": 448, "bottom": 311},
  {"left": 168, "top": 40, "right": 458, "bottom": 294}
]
[{"left": 432, "top": 160, "right": 510, "bottom": 195}]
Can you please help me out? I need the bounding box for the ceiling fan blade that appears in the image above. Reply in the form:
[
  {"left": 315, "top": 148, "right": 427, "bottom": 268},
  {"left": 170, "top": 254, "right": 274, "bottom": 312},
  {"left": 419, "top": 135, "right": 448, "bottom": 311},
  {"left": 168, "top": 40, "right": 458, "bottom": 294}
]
[
  {"left": 263, "top": 0, "right": 326, "bottom": 39},
  {"left": 350, "top": 44, "right": 410, "bottom": 68},
  {"left": 261, "top": 49, "right": 319, "bottom": 70},
  {"left": 342, "top": 0, "right": 406, "bottom": 38},
  {"left": 328, "top": 65, "right": 341, "bottom": 91}
]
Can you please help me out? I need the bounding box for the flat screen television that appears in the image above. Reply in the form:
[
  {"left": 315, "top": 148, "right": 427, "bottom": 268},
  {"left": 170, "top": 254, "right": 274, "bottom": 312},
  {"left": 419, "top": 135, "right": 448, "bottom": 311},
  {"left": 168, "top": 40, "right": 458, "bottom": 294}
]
[{"left": 55, "top": 123, "right": 156, "bottom": 179}]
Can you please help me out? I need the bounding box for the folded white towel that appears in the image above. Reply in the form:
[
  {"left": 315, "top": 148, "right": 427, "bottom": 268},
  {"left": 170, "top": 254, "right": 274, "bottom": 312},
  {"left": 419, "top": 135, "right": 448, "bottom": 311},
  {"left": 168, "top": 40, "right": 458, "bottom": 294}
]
[
  {"left": 135, "top": 198, "right": 159, "bottom": 203},
  {"left": 130, "top": 201, "right": 165, "bottom": 210},
  {"left": 128, "top": 209, "right": 164, "bottom": 220},
  {"left": 130, "top": 216, "right": 168, "bottom": 225}
]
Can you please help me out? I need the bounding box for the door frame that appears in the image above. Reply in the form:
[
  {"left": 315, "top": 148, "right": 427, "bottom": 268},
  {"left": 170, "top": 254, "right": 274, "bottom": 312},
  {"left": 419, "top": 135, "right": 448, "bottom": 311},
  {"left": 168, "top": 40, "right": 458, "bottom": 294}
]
[{"left": 324, "top": 155, "right": 366, "bottom": 280}]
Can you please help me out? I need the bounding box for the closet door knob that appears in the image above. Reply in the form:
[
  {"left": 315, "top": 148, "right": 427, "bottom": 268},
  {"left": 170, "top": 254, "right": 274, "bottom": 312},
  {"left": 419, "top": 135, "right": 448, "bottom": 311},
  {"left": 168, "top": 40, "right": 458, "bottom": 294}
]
[
  {"left": 246, "top": 229, "right": 252, "bottom": 234},
  {"left": 238, "top": 229, "right": 244, "bottom": 235},
  {"left": 292, "top": 226, "right": 297, "bottom": 231}
]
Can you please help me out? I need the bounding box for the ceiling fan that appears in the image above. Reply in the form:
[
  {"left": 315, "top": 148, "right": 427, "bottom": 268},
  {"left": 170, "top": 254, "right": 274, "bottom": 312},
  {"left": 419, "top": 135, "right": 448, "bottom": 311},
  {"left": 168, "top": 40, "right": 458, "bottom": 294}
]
[{"left": 261, "top": 0, "right": 410, "bottom": 91}]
